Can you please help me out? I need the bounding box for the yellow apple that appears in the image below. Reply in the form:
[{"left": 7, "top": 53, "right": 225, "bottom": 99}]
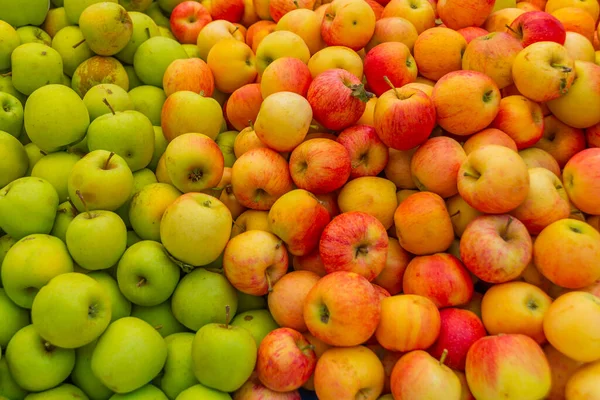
[
  {"left": 307, "top": 45, "right": 363, "bottom": 79},
  {"left": 255, "top": 31, "right": 310, "bottom": 76},
  {"left": 207, "top": 38, "right": 257, "bottom": 93}
]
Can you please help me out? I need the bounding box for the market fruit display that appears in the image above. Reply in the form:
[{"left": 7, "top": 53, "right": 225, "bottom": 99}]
[{"left": 1, "top": 0, "right": 600, "bottom": 399}]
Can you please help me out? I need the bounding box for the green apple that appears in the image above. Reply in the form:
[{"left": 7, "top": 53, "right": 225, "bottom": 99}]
[
  {"left": 133, "top": 37, "right": 187, "bottom": 88},
  {"left": 24, "top": 143, "right": 44, "bottom": 175},
  {"left": 120, "top": 0, "right": 153, "bottom": 12},
  {"left": 116, "top": 168, "right": 158, "bottom": 227},
  {"left": 24, "top": 84, "right": 90, "bottom": 153},
  {"left": 91, "top": 317, "right": 168, "bottom": 393},
  {"left": 71, "top": 340, "right": 114, "bottom": 400},
  {"left": 0, "top": 0, "right": 49, "bottom": 27},
  {"left": 0, "top": 92, "right": 24, "bottom": 137},
  {"left": 230, "top": 309, "right": 279, "bottom": 347},
  {"left": 1, "top": 234, "right": 73, "bottom": 308},
  {"left": 116, "top": 11, "right": 160, "bottom": 65},
  {"left": 24, "top": 383, "right": 89, "bottom": 399},
  {"left": 16, "top": 26, "right": 52, "bottom": 46},
  {"left": 42, "top": 7, "right": 71, "bottom": 39},
  {"left": 0, "top": 20, "right": 20, "bottom": 72},
  {"left": 236, "top": 290, "right": 267, "bottom": 313},
  {"left": 32, "top": 272, "right": 112, "bottom": 348},
  {"left": 0, "top": 234, "right": 17, "bottom": 280},
  {"left": 157, "top": 0, "right": 186, "bottom": 13},
  {"left": 0, "top": 177, "right": 59, "bottom": 241},
  {"left": 79, "top": 2, "right": 133, "bottom": 56},
  {"left": 31, "top": 151, "right": 81, "bottom": 202},
  {"left": 11, "top": 43, "right": 63, "bottom": 96},
  {"left": 72, "top": 56, "right": 129, "bottom": 98},
  {"left": 0, "top": 75, "right": 27, "bottom": 106},
  {"left": 171, "top": 268, "right": 238, "bottom": 331},
  {"left": 158, "top": 26, "right": 176, "bottom": 40},
  {"left": 0, "top": 288, "right": 29, "bottom": 348},
  {"left": 64, "top": 0, "right": 118, "bottom": 25},
  {"left": 176, "top": 384, "right": 231, "bottom": 400},
  {"left": 129, "top": 85, "right": 166, "bottom": 126},
  {"left": 87, "top": 109, "right": 155, "bottom": 172},
  {"left": 215, "top": 131, "right": 238, "bottom": 168},
  {"left": 117, "top": 240, "right": 181, "bottom": 306},
  {"left": 51, "top": 26, "right": 94, "bottom": 77},
  {"left": 5, "top": 324, "right": 75, "bottom": 392},
  {"left": 0, "top": 357, "right": 28, "bottom": 400},
  {"left": 67, "top": 150, "right": 133, "bottom": 212},
  {"left": 191, "top": 307, "right": 257, "bottom": 392},
  {"left": 149, "top": 126, "right": 168, "bottom": 171},
  {"left": 66, "top": 210, "right": 127, "bottom": 271},
  {"left": 126, "top": 230, "right": 142, "bottom": 247},
  {"left": 129, "top": 183, "right": 181, "bottom": 241},
  {"left": 124, "top": 65, "right": 143, "bottom": 90},
  {"left": 109, "top": 384, "right": 168, "bottom": 399},
  {"left": 83, "top": 83, "right": 134, "bottom": 121},
  {"left": 145, "top": 2, "right": 170, "bottom": 28},
  {"left": 61, "top": 72, "right": 72, "bottom": 87},
  {"left": 155, "top": 333, "right": 197, "bottom": 399},
  {"left": 130, "top": 300, "right": 187, "bottom": 337},
  {"left": 182, "top": 44, "right": 201, "bottom": 59},
  {"left": 50, "top": 200, "right": 78, "bottom": 243},
  {"left": 0, "top": 130, "right": 28, "bottom": 187}
]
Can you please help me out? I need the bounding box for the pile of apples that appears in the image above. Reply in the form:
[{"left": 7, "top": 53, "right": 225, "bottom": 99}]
[{"left": 1, "top": 0, "right": 600, "bottom": 399}]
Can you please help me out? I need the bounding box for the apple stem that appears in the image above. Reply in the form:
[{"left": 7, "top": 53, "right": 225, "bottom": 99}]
[
  {"left": 40, "top": 150, "right": 47, "bottom": 156},
  {"left": 293, "top": 0, "right": 299, "bottom": 7},
  {"left": 463, "top": 171, "right": 480, "bottom": 179},
  {"left": 450, "top": 210, "right": 461, "bottom": 218},
  {"left": 439, "top": 349, "right": 449, "bottom": 366},
  {"left": 0, "top": 71, "right": 11, "bottom": 77},
  {"left": 505, "top": 24, "right": 518, "bottom": 35},
  {"left": 102, "top": 98, "right": 116, "bottom": 116},
  {"left": 383, "top": 76, "right": 401, "bottom": 99},
  {"left": 154, "top": 324, "right": 163, "bottom": 330},
  {"left": 145, "top": 27, "right": 151, "bottom": 39},
  {"left": 248, "top": 120, "right": 255, "bottom": 130},
  {"left": 67, "top": 197, "right": 80, "bottom": 216},
  {"left": 551, "top": 64, "right": 572, "bottom": 73},
  {"left": 104, "top": 152, "right": 115, "bottom": 170},
  {"left": 225, "top": 305, "right": 231, "bottom": 329},
  {"left": 137, "top": 277, "right": 146, "bottom": 287},
  {"left": 309, "top": 124, "right": 319, "bottom": 130},
  {"left": 232, "top": 26, "right": 239, "bottom": 35},
  {"left": 501, "top": 217, "right": 513, "bottom": 241},
  {"left": 265, "top": 271, "right": 273, "bottom": 293},
  {"left": 349, "top": 83, "right": 375, "bottom": 103},
  {"left": 72, "top": 38, "right": 86, "bottom": 49},
  {"left": 75, "top": 190, "right": 92, "bottom": 219}
]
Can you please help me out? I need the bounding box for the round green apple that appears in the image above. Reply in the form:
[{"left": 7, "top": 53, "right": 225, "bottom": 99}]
[
  {"left": 66, "top": 210, "right": 127, "bottom": 271},
  {"left": 0, "top": 0, "right": 49, "bottom": 27},
  {"left": 50, "top": 200, "right": 78, "bottom": 243},
  {"left": 67, "top": 150, "right": 134, "bottom": 212},
  {"left": 128, "top": 85, "right": 166, "bottom": 126},
  {"left": 182, "top": 44, "right": 201, "bottom": 59},
  {"left": 129, "top": 182, "right": 181, "bottom": 241},
  {"left": 0, "top": 177, "right": 59, "bottom": 241},
  {"left": 0, "top": 130, "right": 27, "bottom": 187},
  {"left": 5, "top": 325, "right": 75, "bottom": 392},
  {"left": 83, "top": 84, "right": 133, "bottom": 121},
  {"left": 23, "top": 383, "right": 89, "bottom": 399},
  {"left": 216, "top": 130, "right": 238, "bottom": 168},
  {"left": 11, "top": 43, "right": 63, "bottom": 96},
  {"left": 149, "top": 126, "right": 168, "bottom": 171},
  {"left": 32, "top": 272, "right": 112, "bottom": 348},
  {"left": 16, "top": 26, "right": 51, "bottom": 46},
  {"left": 177, "top": 384, "right": 232, "bottom": 400},
  {"left": 0, "top": 21, "right": 20, "bottom": 72},
  {"left": 230, "top": 309, "right": 279, "bottom": 347},
  {"left": 157, "top": 333, "right": 197, "bottom": 399},
  {"left": 91, "top": 317, "right": 168, "bottom": 394},
  {"left": 0, "top": 234, "right": 17, "bottom": 275},
  {"left": 64, "top": 0, "right": 118, "bottom": 25},
  {"left": 145, "top": 2, "right": 170, "bottom": 28},
  {"left": 171, "top": 268, "right": 238, "bottom": 331},
  {"left": 133, "top": 36, "right": 187, "bottom": 89},
  {"left": 0, "top": 92, "right": 24, "bottom": 137},
  {"left": 0, "top": 288, "right": 29, "bottom": 348},
  {"left": 124, "top": 65, "right": 143, "bottom": 90},
  {"left": 23, "top": 142, "right": 44, "bottom": 175},
  {"left": 31, "top": 151, "right": 82, "bottom": 202},
  {"left": 0, "top": 356, "right": 29, "bottom": 400},
  {"left": 115, "top": 168, "right": 158, "bottom": 228},
  {"left": 87, "top": 110, "right": 155, "bottom": 171},
  {"left": 71, "top": 340, "right": 114, "bottom": 400},
  {"left": 24, "top": 84, "right": 90, "bottom": 153},
  {"left": 0, "top": 75, "right": 27, "bottom": 106},
  {"left": 115, "top": 11, "right": 160, "bottom": 65},
  {"left": 130, "top": 300, "right": 188, "bottom": 338},
  {"left": 117, "top": 240, "right": 180, "bottom": 307},
  {"left": 109, "top": 384, "right": 168, "bottom": 399},
  {"left": 51, "top": 26, "right": 94, "bottom": 77},
  {"left": 79, "top": 2, "right": 132, "bottom": 56},
  {"left": 71, "top": 56, "right": 129, "bottom": 98}
]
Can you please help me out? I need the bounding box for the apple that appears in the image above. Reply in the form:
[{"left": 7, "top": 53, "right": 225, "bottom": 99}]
[
  {"left": 307, "top": 45, "right": 364, "bottom": 79},
  {"left": 490, "top": 95, "right": 544, "bottom": 150},
  {"left": 288, "top": 138, "right": 351, "bottom": 195},
  {"left": 225, "top": 84, "right": 262, "bottom": 133},
  {"left": 133, "top": 36, "right": 188, "bottom": 88},
  {"left": 154, "top": 332, "right": 196, "bottom": 399},
  {"left": 163, "top": 58, "right": 215, "bottom": 98},
  {"left": 371, "top": 237, "right": 411, "bottom": 295},
  {"left": 304, "top": 271, "right": 380, "bottom": 347},
  {"left": 587, "top": 122, "right": 600, "bottom": 148},
  {"left": 11, "top": 43, "right": 63, "bottom": 96},
  {"left": 563, "top": 147, "right": 600, "bottom": 213},
  {"left": 403, "top": 253, "right": 474, "bottom": 308},
  {"left": 507, "top": 11, "right": 566, "bottom": 47},
  {"left": 255, "top": 31, "right": 310, "bottom": 76},
  {"left": 381, "top": 0, "right": 436, "bottom": 34},
  {"left": 207, "top": 39, "right": 258, "bottom": 94},
  {"left": 414, "top": 27, "right": 467, "bottom": 81},
  {"left": 231, "top": 209, "right": 270, "bottom": 238},
  {"left": 70, "top": 56, "right": 129, "bottom": 99},
  {"left": 0, "top": 92, "right": 23, "bottom": 138},
  {"left": 338, "top": 177, "right": 396, "bottom": 230},
  {"left": 432, "top": 70, "right": 501, "bottom": 136},
  {"left": 519, "top": 147, "right": 562, "bottom": 178},
  {"left": 130, "top": 300, "right": 187, "bottom": 339},
  {"left": 87, "top": 271, "right": 132, "bottom": 323},
  {"left": 547, "top": 61, "right": 600, "bottom": 129},
  {"left": 129, "top": 183, "right": 181, "bottom": 242},
  {"left": 563, "top": 31, "right": 596, "bottom": 62},
  {"left": 544, "top": 291, "right": 600, "bottom": 362},
  {"left": 126, "top": 87, "right": 166, "bottom": 128},
  {"left": 374, "top": 85, "right": 436, "bottom": 150},
  {"left": 115, "top": 12, "right": 160, "bottom": 66},
  {"left": 466, "top": 334, "right": 552, "bottom": 400},
  {"left": 269, "top": 0, "right": 314, "bottom": 21},
  {"left": 292, "top": 250, "right": 327, "bottom": 277},
  {"left": 276, "top": 9, "right": 325, "bottom": 56},
  {"left": 457, "top": 26, "right": 489, "bottom": 43},
  {"left": 314, "top": 346, "right": 384, "bottom": 400},
  {"left": 365, "top": 42, "right": 417, "bottom": 96},
  {"left": 161, "top": 91, "right": 223, "bottom": 143},
  {"left": 267, "top": 270, "right": 320, "bottom": 332},
  {"left": 82, "top": 84, "right": 133, "bottom": 122},
  {"left": 5, "top": 324, "right": 75, "bottom": 392},
  {"left": 552, "top": 7, "right": 596, "bottom": 42},
  {"left": 0, "top": 287, "right": 29, "bottom": 350},
  {"left": 484, "top": 7, "right": 525, "bottom": 32},
  {"left": 512, "top": 41, "right": 575, "bottom": 103},
  {"left": 231, "top": 309, "right": 279, "bottom": 347},
  {"left": 0, "top": 131, "right": 27, "bottom": 188},
  {"left": 79, "top": 2, "right": 133, "bottom": 56},
  {"left": 0, "top": 20, "right": 20, "bottom": 72},
  {"left": 394, "top": 192, "right": 454, "bottom": 255},
  {"left": 260, "top": 57, "right": 312, "bottom": 98},
  {"left": 437, "top": 0, "right": 495, "bottom": 29},
  {"left": 170, "top": 1, "right": 212, "bottom": 44},
  {"left": 199, "top": 0, "right": 244, "bottom": 22},
  {"left": 235, "top": 372, "right": 301, "bottom": 399},
  {"left": 543, "top": 343, "right": 584, "bottom": 400},
  {"left": 463, "top": 129, "right": 516, "bottom": 155},
  {"left": 233, "top": 125, "right": 267, "bottom": 158},
  {"left": 246, "top": 21, "right": 276, "bottom": 53},
  {"left": 565, "top": 358, "right": 600, "bottom": 399},
  {"left": 546, "top": 0, "right": 599, "bottom": 20},
  {"left": 197, "top": 20, "right": 244, "bottom": 61},
  {"left": 321, "top": 0, "right": 376, "bottom": 51},
  {"left": 365, "top": 16, "right": 419, "bottom": 53},
  {"left": 461, "top": 215, "right": 532, "bottom": 283},
  {"left": 336, "top": 125, "right": 388, "bottom": 178}
]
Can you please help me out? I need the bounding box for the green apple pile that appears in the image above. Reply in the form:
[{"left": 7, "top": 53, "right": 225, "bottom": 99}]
[{"left": 2, "top": 0, "right": 600, "bottom": 399}]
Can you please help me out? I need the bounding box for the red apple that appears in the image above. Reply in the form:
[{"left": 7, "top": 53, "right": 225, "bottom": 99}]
[
  {"left": 234, "top": 372, "right": 301, "bottom": 399},
  {"left": 457, "top": 26, "right": 489, "bottom": 43},
  {"left": 428, "top": 308, "right": 487, "bottom": 371},
  {"left": 288, "top": 138, "right": 351, "bottom": 195},
  {"left": 336, "top": 124, "right": 389, "bottom": 178},
  {"left": 170, "top": 1, "right": 212, "bottom": 44},
  {"left": 491, "top": 95, "right": 545, "bottom": 150},
  {"left": 534, "top": 115, "right": 586, "bottom": 168},
  {"left": 372, "top": 237, "right": 412, "bottom": 295},
  {"left": 199, "top": 0, "right": 244, "bottom": 22},
  {"left": 563, "top": 148, "right": 600, "bottom": 215},
  {"left": 364, "top": 42, "right": 417, "bottom": 96},
  {"left": 507, "top": 11, "right": 567, "bottom": 47},
  {"left": 321, "top": 0, "right": 377, "bottom": 51},
  {"left": 225, "top": 83, "right": 263, "bottom": 132},
  {"left": 319, "top": 211, "right": 389, "bottom": 281},
  {"left": 260, "top": 57, "right": 313, "bottom": 98},
  {"left": 307, "top": 68, "right": 372, "bottom": 131}
]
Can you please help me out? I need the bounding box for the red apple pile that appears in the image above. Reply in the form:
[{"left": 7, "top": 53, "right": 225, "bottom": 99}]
[{"left": 2, "top": 0, "right": 600, "bottom": 399}]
